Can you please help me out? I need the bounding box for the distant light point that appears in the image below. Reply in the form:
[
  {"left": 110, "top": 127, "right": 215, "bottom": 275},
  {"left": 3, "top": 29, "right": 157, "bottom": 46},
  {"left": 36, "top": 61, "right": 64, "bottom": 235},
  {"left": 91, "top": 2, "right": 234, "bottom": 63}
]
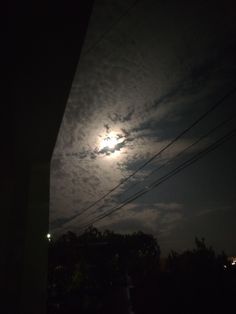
[{"left": 228, "top": 256, "right": 236, "bottom": 266}]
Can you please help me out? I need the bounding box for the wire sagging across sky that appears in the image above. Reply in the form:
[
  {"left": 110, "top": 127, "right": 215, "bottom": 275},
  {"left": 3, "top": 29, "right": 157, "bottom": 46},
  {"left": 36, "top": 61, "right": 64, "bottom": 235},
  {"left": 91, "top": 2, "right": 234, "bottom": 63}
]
[
  {"left": 61, "top": 86, "right": 236, "bottom": 228},
  {"left": 75, "top": 126, "right": 236, "bottom": 233},
  {"left": 119, "top": 114, "right": 236, "bottom": 201}
]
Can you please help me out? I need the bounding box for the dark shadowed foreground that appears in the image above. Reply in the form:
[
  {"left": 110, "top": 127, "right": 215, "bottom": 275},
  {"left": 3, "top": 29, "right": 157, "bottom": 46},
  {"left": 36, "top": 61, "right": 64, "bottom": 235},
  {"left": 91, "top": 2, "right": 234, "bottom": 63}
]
[{"left": 47, "top": 228, "right": 236, "bottom": 314}]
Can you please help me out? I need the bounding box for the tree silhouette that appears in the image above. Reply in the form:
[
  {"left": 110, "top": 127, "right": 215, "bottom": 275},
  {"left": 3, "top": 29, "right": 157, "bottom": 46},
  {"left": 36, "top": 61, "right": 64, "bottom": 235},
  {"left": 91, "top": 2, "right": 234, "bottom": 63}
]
[
  {"left": 48, "top": 232, "right": 235, "bottom": 314},
  {"left": 48, "top": 227, "right": 160, "bottom": 313}
]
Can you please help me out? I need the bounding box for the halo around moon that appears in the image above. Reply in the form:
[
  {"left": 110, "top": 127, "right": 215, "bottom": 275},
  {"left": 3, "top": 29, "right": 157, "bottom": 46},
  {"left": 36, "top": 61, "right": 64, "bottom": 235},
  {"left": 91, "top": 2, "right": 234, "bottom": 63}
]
[{"left": 98, "top": 131, "right": 126, "bottom": 157}]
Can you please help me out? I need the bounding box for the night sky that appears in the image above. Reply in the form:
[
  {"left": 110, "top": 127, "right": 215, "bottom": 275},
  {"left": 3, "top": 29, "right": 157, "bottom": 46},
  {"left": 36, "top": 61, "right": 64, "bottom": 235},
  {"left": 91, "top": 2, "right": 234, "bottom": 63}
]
[{"left": 50, "top": 0, "right": 236, "bottom": 256}]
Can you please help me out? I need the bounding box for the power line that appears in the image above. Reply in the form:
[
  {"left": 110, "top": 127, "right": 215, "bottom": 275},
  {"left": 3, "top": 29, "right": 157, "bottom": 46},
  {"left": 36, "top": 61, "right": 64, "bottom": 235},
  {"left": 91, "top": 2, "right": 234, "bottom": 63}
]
[
  {"left": 83, "top": 0, "right": 141, "bottom": 56},
  {"left": 78, "top": 128, "right": 233, "bottom": 230},
  {"left": 120, "top": 114, "right": 236, "bottom": 200},
  {"left": 76, "top": 127, "right": 236, "bottom": 233},
  {"left": 73, "top": 114, "right": 236, "bottom": 225},
  {"left": 77, "top": 127, "right": 236, "bottom": 232},
  {"left": 63, "top": 87, "right": 236, "bottom": 226}
]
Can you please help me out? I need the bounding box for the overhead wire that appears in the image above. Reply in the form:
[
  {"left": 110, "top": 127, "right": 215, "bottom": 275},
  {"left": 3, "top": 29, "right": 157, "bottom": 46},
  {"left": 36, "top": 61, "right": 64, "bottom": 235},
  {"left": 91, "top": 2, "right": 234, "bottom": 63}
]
[
  {"left": 119, "top": 114, "right": 236, "bottom": 200},
  {"left": 76, "top": 126, "right": 236, "bottom": 233},
  {"left": 74, "top": 122, "right": 235, "bottom": 228},
  {"left": 83, "top": 0, "right": 141, "bottom": 56},
  {"left": 63, "top": 86, "right": 236, "bottom": 226},
  {"left": 55, "top": 0, "right": 236, "bottom": 232},
  {"left": 72, "top": 114, "right": 236, "bottom": 226}
]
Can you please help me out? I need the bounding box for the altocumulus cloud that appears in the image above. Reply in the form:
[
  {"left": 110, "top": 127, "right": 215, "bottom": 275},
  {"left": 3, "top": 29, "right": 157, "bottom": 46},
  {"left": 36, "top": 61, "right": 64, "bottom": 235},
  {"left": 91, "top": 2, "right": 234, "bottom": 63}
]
[
  {"left": 89, "top": 202, "right": 184, "bottom": 237},
  {"left": 59, "top": 202, "right": 184, "bottom": 238},
  {"left": 50, "top": 0, "right": 236, "bottom": 237}
]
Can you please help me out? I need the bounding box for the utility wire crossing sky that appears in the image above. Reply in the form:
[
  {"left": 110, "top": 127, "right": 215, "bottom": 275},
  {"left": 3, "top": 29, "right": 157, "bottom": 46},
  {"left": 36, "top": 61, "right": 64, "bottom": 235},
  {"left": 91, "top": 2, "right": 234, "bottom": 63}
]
[
  {"left": 51, "top": 0, "right": 236, "bottom": 256},
  {"left": 62, "top": 86, "right": 236, "bottom": 228}
]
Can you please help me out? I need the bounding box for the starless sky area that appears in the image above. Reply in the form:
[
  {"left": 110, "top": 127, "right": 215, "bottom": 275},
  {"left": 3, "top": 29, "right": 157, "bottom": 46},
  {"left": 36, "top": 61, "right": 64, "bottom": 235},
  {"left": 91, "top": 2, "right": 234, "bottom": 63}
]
[{"left": 50, "top": 0, "right": 236, "bottom": 255}]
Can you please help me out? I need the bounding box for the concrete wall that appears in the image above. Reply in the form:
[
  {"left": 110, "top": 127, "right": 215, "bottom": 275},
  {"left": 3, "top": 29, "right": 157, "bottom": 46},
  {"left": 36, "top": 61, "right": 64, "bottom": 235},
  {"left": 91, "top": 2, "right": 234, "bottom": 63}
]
[{"left": 2, "top": 1, "right": 94, "bottom": 313}]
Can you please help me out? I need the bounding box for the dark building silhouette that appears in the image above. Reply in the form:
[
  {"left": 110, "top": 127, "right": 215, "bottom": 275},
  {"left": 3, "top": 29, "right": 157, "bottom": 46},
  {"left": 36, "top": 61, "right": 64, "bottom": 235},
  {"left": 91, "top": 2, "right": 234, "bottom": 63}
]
[{"left": 2, "top": 1, "right": 94, "bottom": 313}]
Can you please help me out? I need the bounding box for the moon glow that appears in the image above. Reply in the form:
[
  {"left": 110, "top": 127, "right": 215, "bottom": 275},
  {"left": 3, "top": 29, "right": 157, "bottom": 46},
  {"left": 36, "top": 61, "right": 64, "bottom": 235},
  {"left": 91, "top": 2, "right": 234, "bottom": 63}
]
[
  {"left": 98, "top": 131, "right": 126, "bottom": 157},
  {"left": 100, "top": 136, "right": 118, "bottom": 150}
]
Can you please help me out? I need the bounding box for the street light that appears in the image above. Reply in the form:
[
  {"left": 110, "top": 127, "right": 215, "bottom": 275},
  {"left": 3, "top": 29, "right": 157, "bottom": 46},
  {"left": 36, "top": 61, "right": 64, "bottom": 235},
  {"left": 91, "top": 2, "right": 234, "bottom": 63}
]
[{"left": 47, "top": 233, "right": 51, "bottom": 242}]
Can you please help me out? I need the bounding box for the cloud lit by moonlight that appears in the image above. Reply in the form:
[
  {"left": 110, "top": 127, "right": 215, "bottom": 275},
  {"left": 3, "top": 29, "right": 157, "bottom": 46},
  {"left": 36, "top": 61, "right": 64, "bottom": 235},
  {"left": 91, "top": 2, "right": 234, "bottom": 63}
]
[
  {"left": 97, "top": 130, "right": 127, "bottom": 157},
  {"left": 99, "top": 135, "right": 118, "bottom": 150}
]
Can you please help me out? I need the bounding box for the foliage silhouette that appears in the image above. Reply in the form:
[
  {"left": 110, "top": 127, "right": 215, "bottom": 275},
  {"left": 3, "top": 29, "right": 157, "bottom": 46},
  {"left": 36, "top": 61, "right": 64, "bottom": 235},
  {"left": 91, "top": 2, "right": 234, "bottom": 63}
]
[
  {"left": 47, "top": 231, "right": 236, "bottom": 314},
  {"left": 48, "top": 227, "right": 160, "bottom": 313}
]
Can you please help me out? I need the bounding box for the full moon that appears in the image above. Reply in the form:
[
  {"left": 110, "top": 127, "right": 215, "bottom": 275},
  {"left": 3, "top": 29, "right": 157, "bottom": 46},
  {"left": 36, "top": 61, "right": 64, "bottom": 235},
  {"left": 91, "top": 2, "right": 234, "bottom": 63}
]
[
  {"left": 100, "top": 136, "right": 118, "bottom": 150},
  {"left": 98, "top": 131, "right": 125, "bottom": 156}
]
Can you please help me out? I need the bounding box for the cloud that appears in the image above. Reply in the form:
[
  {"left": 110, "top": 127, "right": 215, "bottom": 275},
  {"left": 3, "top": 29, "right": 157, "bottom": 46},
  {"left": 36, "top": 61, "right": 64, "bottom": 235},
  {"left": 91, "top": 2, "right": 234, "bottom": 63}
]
[
  {"left": 50, "top": 0, "right": 236, "bottom": 237},
  {"left": 154, "top": 202, "right": 183, "bottom": 211},
  {"left": 108, "top": 108, "right": 135, "bottom": 123},
  {"left": 83, "top": 202, "right": 185, "bottom": 237},
  {"left": 195, "top": 205, "right": 233, "bottom": 217}
]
